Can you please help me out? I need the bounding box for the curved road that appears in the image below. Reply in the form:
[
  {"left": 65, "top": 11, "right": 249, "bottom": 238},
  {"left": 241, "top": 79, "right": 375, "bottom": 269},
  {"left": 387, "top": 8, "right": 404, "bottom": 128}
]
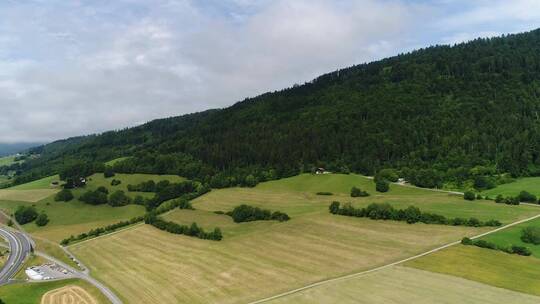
[
  {"left": 0, "top": 227, "right": 32, "bottom": 285},
  {"left": 0, "top": 225, "right": 122, "bottom": 303}
]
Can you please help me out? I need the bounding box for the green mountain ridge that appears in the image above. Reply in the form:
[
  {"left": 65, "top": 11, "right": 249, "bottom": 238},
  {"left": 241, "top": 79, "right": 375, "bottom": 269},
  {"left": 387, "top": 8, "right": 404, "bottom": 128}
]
[{"left": 9, "top": 28, "right": 540, "bottom": 188}]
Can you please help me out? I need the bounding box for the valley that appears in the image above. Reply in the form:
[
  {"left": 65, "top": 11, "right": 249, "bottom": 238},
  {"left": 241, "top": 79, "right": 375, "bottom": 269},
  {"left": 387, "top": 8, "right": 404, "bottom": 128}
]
[{"left": 3, "top": 172, "right": 540, "bottom": 303}]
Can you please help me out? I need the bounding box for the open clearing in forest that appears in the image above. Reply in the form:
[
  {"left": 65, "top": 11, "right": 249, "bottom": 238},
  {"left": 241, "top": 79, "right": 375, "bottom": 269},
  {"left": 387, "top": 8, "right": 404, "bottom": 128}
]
[
  {"left": 78, "top": 173, "right": 186, "bottom": 200},
  {"left": 69, "top": 174, "right": 540, "bottom": 304},
  {"left": 405, "top": 245, "right": 540, "bottom": 296},
  {"left": 0, "top": 279, "right": 109, "bottom": 304},
  {"left": 265, "top": 266, "right": 540, "bottom": 304},
  {"left": 41, "top": 285, "right": 98, "bottom": 304},
  {"left": 0, "top": 155, "right": 21, "bottom": 167},
  {"left": 481, "top": 177, "right": 540, "bottom": 198}
]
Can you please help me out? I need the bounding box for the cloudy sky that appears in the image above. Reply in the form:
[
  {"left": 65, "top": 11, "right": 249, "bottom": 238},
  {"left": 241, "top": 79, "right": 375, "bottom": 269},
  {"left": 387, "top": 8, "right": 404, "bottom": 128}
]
[{"left": 1, "top": 0, "right": 540, "bottom": 143}]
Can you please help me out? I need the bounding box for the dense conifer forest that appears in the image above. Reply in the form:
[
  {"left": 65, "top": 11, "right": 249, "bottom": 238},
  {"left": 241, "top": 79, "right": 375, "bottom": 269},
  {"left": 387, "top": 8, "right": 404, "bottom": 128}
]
[{"left": 6, "top": 29, "right": 540, "bottom": 189}]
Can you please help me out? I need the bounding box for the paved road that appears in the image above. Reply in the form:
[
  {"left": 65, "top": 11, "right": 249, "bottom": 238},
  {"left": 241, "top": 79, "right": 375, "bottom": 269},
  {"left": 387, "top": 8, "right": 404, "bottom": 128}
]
[
  {"left": 0, "top": 227, "right": 32, "bottom": 285},
  {"left": 35, "top": 251, "right": 123, "bottom": 304}
]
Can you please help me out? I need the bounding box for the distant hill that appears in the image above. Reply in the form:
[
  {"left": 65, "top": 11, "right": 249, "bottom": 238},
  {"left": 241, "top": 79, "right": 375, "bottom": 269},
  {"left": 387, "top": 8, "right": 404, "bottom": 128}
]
[
  {"left": 0, "top": 143, "right": 43, "bottom": 157},
  {"left": 12, "top": 29, "right": 540, "bottom": 188}
]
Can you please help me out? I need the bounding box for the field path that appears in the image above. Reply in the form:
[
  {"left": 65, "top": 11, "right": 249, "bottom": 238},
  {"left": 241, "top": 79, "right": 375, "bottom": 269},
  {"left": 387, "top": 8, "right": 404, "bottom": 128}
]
[{"left": 249, "top": 209, "right": 540, "bottom": 304}]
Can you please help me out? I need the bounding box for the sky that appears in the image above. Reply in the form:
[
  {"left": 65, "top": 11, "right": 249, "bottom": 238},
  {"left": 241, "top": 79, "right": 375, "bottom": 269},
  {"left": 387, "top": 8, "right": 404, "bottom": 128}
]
[{"left": 1, "top": 0, "right": 540, "bottom": 144}]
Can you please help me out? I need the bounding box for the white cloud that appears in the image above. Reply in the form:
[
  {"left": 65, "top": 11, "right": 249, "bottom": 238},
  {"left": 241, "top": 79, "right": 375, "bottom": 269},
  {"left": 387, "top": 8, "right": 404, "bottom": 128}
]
[{"left": 0, "top": 0, "right": 538, "bottom": 143}]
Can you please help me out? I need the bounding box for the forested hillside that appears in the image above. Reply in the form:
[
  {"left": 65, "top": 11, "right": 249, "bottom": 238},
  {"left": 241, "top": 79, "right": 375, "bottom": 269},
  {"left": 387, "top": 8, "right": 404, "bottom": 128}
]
[{"left": 8, "top": 29, "right": 540, "bottom": 189}]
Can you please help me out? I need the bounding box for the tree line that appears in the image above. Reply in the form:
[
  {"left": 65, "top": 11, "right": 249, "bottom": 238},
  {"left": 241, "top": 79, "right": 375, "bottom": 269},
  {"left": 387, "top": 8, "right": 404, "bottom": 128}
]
[
  {"left": 144, "top": 213, "right": 222, "bottom": 241},
  {"left": 329, "top": 202, "right": 502, "bottom": 227},
  {"left": 461, "top": 237, "right": 531, "bottom": 256}
]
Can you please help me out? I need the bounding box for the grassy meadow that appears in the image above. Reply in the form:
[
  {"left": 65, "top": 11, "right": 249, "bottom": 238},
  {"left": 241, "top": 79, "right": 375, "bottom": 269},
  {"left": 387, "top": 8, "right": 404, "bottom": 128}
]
[
  {"left": 196, "top": 174, "right": 540, "bottom": 223},
  {"left": 9, "top": 175, "right": 61, "bottom": 190},
  {"left": 0, "top": 173, "right": 188, "bottom": 242},
  {"left": 481, "top": 177, "right": 540, "bottom": 198},
  {"left": 68, "top": 174, "right": 540, "bottom": 304},
  {"left": 267, "top": 266, "right": 540, "bottom": 304},
  {"left": 0, "top": 279, "right": 109, "bottom": 304},
  {"left": 405, "top": 245, "right": 540, "bottom": 296},
  {"left": 480, "top": 217, "right": 540, "bottom": 258},
  {"left": 0, "top": 189, "right": 58, "bottom": 202}
]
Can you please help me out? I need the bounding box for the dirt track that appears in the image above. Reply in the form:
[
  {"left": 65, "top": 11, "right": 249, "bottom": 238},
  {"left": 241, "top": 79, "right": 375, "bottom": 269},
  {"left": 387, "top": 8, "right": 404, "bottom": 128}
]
[{"left": 40, "top": 285, "right": 98, "bottom": 304}]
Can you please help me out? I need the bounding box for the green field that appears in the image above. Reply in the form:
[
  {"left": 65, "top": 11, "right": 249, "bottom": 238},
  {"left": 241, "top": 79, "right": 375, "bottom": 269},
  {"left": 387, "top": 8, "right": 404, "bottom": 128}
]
[
  {"left": 0, "top": 197, "right": 144, "bottom": 242},
  {"left": 406, "top": 245, "right": 540, "bottom": 296},
  {"left": 0, "top": 173, "right": 188, "bottom": 242},
  {"left": 67, "top": 174, "right": 540, "bottom": 304},
  {"left": 480, "top": 217, "right": 540, "bottom": 258},
  {"left": 196, "top": 174, "right": 540, "bottom": 223},
  {"left": 0, "top": 279, "right": 109, "bottom": 304},
  {"left": 481, "top": 177, "right": 540, "bottom": 198},
  {"left": 267, "top": 266, "right": 540, "bottom": 304},
  {"left": 9, "top": 175, "right": 61, "bottom": 190}
]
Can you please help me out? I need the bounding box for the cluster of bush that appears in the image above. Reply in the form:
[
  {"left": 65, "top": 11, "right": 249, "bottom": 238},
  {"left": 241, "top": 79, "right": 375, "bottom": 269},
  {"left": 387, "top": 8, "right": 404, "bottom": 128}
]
[
  {"left": 226, "top": 204, "right": 290, "bottom": 223},
  {"left": 461, "top": 237, "right": 531, "bottom": 256},
  {"left": 61, "top": 215, "right": 145, "bottom": 245},
  {"left": 14, "top": 205, "right": 38, "bottom": 224},
  {"left": 521, "top": 226, "right": 540, "bottom": 245},
  {"left": 494, "top": 191, "right": 538, "bottom": 205},
  {"left": 329, "top": 202, "right": 501, "bottom": 227},
  {"left": 14, "top": 205, "right": 49, "bottom": 226},
  {"left": 464, "top": 190, "right": 538, "bottom": 205},
  {"left": 110, "top": 179, "right": 122, "bottom": 186},
  {"left": 373, "top": 169, "right": 397, "bottom": 193},
  {"left": 55, "top": 189, "right": 74, "bottom": 202},
  {"left": 316, "top": 192, "right": 333, "bottom": 196},
  {"left": 79, "top": 187, "right": 132, "bottom": 207},
  {"left": 104, "top": 167, "right": 115, "bottom": 178},
  {"left": 144, "top": 213, "right": 222, "bottom": 241},
  {"left": 350, "top": 186, "right": 369, "bottom": 197},
  {"left": 127, "top": 180, "right": 162, "bottom": 192}
]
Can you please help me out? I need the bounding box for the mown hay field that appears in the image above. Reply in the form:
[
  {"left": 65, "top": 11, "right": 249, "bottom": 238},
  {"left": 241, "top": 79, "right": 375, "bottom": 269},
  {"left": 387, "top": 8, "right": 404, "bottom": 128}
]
[
  {"left": 41, "top": 285, "right": 98, "bottom": 304},
  {"left": 70, "top": 221, "right": 476, "bottom": 304},
  {"left": 0, "top": 189, "right": 58, "bottom": 202},
  {"left": 267, "top": 266, "right": 540, "bottom": 304},
  {"left": 68, "top": 174, "right": 540, "bottom": 304},
  {"left": 405, "top": 245, "right": 540, "bottom": 296}
]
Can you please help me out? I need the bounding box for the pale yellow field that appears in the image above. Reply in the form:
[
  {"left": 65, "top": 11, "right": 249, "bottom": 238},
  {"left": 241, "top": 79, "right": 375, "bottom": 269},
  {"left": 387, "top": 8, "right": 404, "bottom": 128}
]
[
  {"left": 267, "top": 266, "right": 540, "bottom": 304},
  {"left": 71, "top": 217, "right": 479, "bottom": 304},
  {"left": 41, "top": 285, "right": 98, "bottom": 304},
  {"left": 0, "top": 189, "right": 58, "bottom": 202}
]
